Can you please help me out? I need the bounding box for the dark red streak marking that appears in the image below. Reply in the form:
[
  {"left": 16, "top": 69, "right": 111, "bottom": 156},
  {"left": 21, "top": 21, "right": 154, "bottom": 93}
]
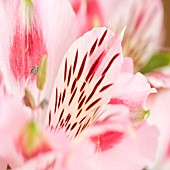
[
  {"left": 98, "top": 29, "right": 108, "bottom": 46},
  {"left": 90, "top": 38, "right": 98, "bottom": 56},
  {"left": 54, "top": 88, "right": 58, "bottom": 113},
  {"left": 60, "top": 119, "right": 65, "bottom": 129},
  {"left": 71, "top": 78, "right": 77, "bottom": 93},
  {"left": 66, "top": 123, "right": 71, "bottom": 131},
  {"left": 48, "top": 110, "right": 51, "bottom": 126},
  {"left": 78, "top": 96, "right": 86, "bottom": 110},
  {"left": 58, "top": 93, "right": 61, "bottom": 108},
  {"left": 75, "top": 124, "right": 82, "bottom": 137},
  {"left": 80, "top": 82, "right": 86, "bottom": 92},
  {"left": 100, "top": 84, "right": 113, "bottom": 92},
  {"left": 69, "top": 87, "right": 77, "bottom": 105},
  {"left": 59, "top": 109, "right": 64, "bottom": 123},
  {"left": 102, "top": 53, "right": 119, "bottom": 76},
  {"left": 62, "top": 89, "right": 66, "bottom": 103},
  {"left": 64, "top": 58, "right": 67, "bottom": 82},
  {"left": 93, "top": 107, "right": 100, "bottom": 117},
  {"left": 85, "top": 76, "right": 104, "bottom": 104},
  {"left": 86, "top": 50, "right": 106, "bottom": 82},
  {"left": 86, "top": 98, "right": 101, "bottom": 111},
  {"left": 79, "top": 116, "right": 87, "bottom": 124},
  {"left": 76, "top": 109, "right": 82, "bottom": 118},
  {"left": 71, "top": 122, "right": 77, "bottom": 131},
  {"left": 77, "top": 53, "right": 88, "bottom": 80},
  {"left": 73, "top": 50, "right": 78, "bottom": 74},
  {"left": 65, "top": 113, "right": 71, "bottom": 127},
  {"left": 81, "top": 118, "right": 91, "bottom": 132},
  {"left": 67, "top": 66, "right": 72, "bottom": 86},
  {"left": 78, "top": 90, "right": 85, "bottom": 103}
]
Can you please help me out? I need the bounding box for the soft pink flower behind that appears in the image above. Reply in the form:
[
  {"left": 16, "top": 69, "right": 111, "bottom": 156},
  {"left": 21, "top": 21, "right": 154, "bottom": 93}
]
[{"left": 70, "top": 0, "right": 164, "bottom": 72}]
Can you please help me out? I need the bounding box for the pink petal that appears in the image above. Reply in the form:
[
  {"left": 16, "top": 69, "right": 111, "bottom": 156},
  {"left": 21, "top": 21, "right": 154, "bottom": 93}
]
[
  {"left": 7, "top": 0, "right": 47, "bottom": 81},
  {"left": 70, "top": 0, "right": 104, "bottom": 36},
  {"left": 0, "top": 71, "right": 8, "bottom": 96},
  {"left": 14, "top": 152, "right": 57, "bottom": 170},
  {"left": 85, "top": 104, "right": 131, "bottom": 152},
  {"left": 0, "top": 96, "right": 29, "bottom": 167},
  {"left": 121, "top": 57, "right": 134, "bottom": 73},
  {"left": 85, "top": 104, "right": 130, "bottom": 137},
  {"left": 44, "top": 27, "right": 123, "bottom": 138},
  {"left": 90, "top": 122, "right": 159, "bottom": 170},
  {"left": 110, "top": 71, "right": 156, "bottom": 112},
  {"left": 0, "top": 1, "right": 12, "bottom": 90},
  {"left": 0, "top": 0, "right": 77, "bottom": 98},
  {"left": 41, "top": 0, "right": 77, "bottom": 100},
  {"left": 146, "top": 67, "right": 170, "bottom": 89},
  {"left": 14, "top": 129, "right": 95, "bottom": 170},
  {"left": 0, "top": 159, "right": 7, "bottom": 170},
  {"left": 0, "top": 0, "right": 47, "bottom": 97},
  {"left": 147, "top": 89, "right": 170, "bottom": 169}
]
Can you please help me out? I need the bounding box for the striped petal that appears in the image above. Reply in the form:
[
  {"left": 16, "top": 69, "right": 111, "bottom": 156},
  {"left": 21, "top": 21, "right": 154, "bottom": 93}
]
[{"left": 44, "top": 27, "right": 123, "bottom": 138}]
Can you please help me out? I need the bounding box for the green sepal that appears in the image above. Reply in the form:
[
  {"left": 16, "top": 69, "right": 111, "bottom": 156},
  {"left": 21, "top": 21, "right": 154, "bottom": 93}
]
[{"left": 140, "top": 52, "right": 170, "bottom": 74}]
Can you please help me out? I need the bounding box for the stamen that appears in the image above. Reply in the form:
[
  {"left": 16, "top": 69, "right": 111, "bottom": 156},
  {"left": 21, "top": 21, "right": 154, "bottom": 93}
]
[
  {"left": 31, "top": 66, "right": 39, "bottom": 75},
  {"left": 40, "top": 99, "right": 49, "bottom": 109},
  {"left": 23, "top": 88, "right": 35, "bottom": 109},
  {"left": 37, "top": 56, "right": 48, "bottom": 90},
  {"left": 131, "top": 109, "right": 150, "bottom": 126},
  {"left": 6, "top": 164, "right": 11, "bottom": 170}
]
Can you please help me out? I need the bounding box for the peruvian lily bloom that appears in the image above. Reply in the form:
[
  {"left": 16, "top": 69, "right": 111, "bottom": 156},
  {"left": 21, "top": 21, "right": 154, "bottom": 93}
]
[
  {"left": 0, "top": 0, "right": 159, "bottom": 170},
  {"left": 0, "top": 23, "right": 158, "bottom": 170}
]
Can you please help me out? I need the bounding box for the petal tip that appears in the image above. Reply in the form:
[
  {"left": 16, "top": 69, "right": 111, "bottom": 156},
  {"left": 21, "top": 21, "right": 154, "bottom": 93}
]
[{"left": 118, "top": 27, "right": 126, "bottom": 41}]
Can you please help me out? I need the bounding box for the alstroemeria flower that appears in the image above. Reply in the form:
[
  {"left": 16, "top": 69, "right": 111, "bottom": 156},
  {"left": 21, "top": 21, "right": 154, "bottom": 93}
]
[
  {"left": 0, "top": 24, "right": 159, "bottom": 170},
  {"left": 0, "top": 0, "right": 159, "bottom": 169}
]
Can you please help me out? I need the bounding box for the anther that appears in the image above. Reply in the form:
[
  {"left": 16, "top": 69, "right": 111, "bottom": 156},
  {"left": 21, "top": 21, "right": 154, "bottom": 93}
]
[
  {"left": 31, "top": 66, "right": 39, "bottom": 75},
  {"left": 40, "top": 99, "right": 49, "bottom": 109}
]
